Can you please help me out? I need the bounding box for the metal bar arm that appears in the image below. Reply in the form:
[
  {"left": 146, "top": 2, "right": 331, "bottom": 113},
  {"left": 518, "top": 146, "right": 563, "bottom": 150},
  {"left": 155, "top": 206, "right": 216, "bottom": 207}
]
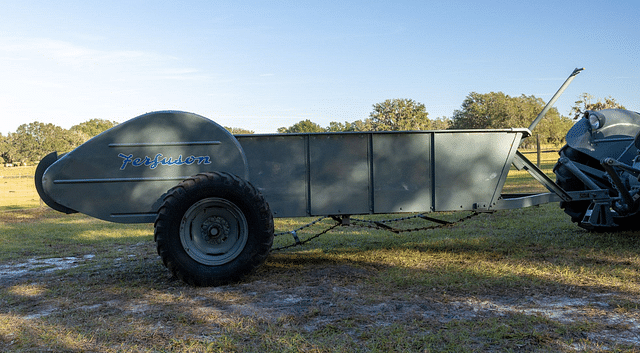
[
  {"left": 528, "top": 68, "right": 584, "bottom": 132},
  {"left": 513, "top": 151, "right": 572, "bottom": 201}
]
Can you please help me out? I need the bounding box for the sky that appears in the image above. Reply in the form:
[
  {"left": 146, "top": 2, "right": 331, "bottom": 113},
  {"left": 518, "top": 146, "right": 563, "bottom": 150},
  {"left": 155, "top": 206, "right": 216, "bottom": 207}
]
[{"left": 1, "top": 0, "right": 638, "bottom": 135}]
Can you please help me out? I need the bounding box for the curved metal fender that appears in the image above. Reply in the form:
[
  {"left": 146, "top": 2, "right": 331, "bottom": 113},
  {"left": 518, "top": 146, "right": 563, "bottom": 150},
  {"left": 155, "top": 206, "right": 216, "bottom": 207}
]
[
  {"left": 565, "top": 109, "right": 640, "bottom": 162},
  {"left": 40, "top": 111, "right": 249, "bottom": 223}
]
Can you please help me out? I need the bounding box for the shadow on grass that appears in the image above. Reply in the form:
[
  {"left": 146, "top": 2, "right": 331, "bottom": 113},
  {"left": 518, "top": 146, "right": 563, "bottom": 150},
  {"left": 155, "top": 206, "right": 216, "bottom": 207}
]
[
  {"left": 0, "top": 207, "right": 153, "bottom": 262},
  {"left": 2, "top": 204, "right": 640, "bottom": 351}
]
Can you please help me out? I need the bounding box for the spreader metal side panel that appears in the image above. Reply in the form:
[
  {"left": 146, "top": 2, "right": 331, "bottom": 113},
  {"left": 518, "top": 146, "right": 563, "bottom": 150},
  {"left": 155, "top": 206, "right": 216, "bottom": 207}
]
[
  {"left": 234, "top": 135, "right": 309, "bottom": 218},
  {"left": 238, "top": 132, "right": 433, "bottom": 217},
  {"left": 309, "top": 134, "right": 371, "bottom": 215},
  {"left": 42, "top": 111, "right": 249, "bottom": 223},
  {"left": 238, "top": 129, "right": 525, "bottom": 217},
  {"left": 433, "top": 131, "right": 523, "bottom": 211},
  {"left": 372, "top": 133, "right": 432, "bottom": 213}
]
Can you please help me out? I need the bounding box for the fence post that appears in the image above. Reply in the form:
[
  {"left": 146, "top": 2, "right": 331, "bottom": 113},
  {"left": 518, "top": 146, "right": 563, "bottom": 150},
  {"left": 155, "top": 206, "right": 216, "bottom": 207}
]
[{"left": 536, "top": 135, "right": 541, "bottom": 168}]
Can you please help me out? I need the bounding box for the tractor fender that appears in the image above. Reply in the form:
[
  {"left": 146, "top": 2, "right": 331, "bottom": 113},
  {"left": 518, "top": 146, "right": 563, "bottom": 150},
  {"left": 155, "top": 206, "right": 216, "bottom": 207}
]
[
  {"left": 39, "top": 111, "right": 249, "bottom": 223},
  {"left": 565, "top": 109, "right": 640, "bottom": 163}
]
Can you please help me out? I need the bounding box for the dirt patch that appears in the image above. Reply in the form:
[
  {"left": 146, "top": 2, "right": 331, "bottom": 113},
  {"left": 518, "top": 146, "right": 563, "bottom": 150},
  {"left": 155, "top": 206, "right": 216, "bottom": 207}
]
[
  {"left": 0, "top": 255, "right": 95, "bottom": 284},
  {"left": 209, "top": 281, "right": 640, "bottom": 347},
  {"left": 3, "top": 252, "right": 640, "bottom": 350}
]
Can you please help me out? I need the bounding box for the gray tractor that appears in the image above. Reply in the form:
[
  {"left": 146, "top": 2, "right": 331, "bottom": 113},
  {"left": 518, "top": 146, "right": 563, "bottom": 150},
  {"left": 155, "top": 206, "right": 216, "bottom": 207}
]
[{"left": 555, "top": 108, "right": 640, "bottom": 231}]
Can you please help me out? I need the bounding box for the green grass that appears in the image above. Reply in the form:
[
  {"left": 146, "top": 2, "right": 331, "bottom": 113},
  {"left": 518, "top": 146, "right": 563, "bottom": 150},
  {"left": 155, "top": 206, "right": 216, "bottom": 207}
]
[
  {"left": 0, "top": 166, "right": 41, "bottom": 210},
  {"left": 3, "top": 152, "right": 640, "bottom": 352},
  {"left": 0, "top": 208, "right": 152, "bottom": 263},
  {"left": 503, "top": 148, "right": 559, "bottom": 194}
]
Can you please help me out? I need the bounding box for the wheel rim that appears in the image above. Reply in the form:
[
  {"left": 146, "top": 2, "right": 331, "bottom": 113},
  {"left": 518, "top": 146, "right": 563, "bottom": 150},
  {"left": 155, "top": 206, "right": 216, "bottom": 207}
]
[{"left": 180, "top": 197, "right": 249, "bottom": 266}]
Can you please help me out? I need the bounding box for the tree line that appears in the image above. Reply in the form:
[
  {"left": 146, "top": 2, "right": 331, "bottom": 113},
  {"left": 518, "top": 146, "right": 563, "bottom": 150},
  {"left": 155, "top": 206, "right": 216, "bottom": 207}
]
[
  {"left": 0, "top": 118, "right": 253, "bottom": 166},
  {"left": 0, "top": 92, "right": 625, "bottom": 165},
  {"left": 277, "top": 92, "right": 625, "bottom": 147},
  {"left": 0, "top": 119, "right": 119, "bottom": 166}
]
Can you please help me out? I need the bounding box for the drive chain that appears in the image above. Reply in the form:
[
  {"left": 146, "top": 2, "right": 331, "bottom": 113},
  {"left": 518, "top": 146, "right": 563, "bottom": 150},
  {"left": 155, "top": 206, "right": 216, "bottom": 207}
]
[
  {"left": 272, "top": 221, "right": 343, "bottom": 251},
  {"left": 349, "top": 211, "right": 480, "bottom": 233},
  {"left": 272, "top": 212, "right": 481, "bottom": 251}
]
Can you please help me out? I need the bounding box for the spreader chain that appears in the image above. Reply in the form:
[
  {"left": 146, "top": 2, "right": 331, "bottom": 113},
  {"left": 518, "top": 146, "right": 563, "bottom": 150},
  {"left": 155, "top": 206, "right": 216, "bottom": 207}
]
[
  {"left": 274, "top": 217, "right": 329, "bottom": 237},
  {"left": 348, "top": 212, "right": 480, "bottom": 233},
  {"left": 272, "top": 221, "right": 343, "bottom": 251},
  {"left": 272, "top": 212, "right": 481, "bottom": 251}
]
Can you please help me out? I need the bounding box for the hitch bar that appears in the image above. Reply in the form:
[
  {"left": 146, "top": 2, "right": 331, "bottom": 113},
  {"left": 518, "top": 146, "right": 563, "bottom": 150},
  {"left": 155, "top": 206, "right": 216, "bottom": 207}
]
[
  {"left": 556, "top": 157, "right": 601, "bottom": 191},
  {"left": 513, "top": 151, "right": 572, "bottom": 201}
]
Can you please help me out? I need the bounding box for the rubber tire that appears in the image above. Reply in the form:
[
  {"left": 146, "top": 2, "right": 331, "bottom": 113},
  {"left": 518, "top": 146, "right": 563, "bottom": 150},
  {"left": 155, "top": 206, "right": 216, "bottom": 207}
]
[{"left": 155, "top": 172, "right": 273, "bottom": 286}]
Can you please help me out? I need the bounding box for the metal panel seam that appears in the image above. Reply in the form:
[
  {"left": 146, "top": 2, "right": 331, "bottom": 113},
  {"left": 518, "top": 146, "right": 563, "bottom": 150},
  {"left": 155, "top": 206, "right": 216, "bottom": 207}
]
[
  {"left": 305, "top": 135, "right": 311, "bottom": 216},
  {"left": 430, "top": 132, "right": 436, "bottom": 212},
  {"left": 488, "top": 133, "right": 522, "bottom": 208},
  {"left": 368, "top": 133, "right": 374, "bottom": 213}
]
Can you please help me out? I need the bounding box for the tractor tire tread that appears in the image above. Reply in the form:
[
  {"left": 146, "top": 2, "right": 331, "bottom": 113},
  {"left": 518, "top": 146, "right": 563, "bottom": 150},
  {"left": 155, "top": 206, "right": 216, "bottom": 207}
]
[{"left": 154, "top": 172, "right": 273, "bottom": 286}]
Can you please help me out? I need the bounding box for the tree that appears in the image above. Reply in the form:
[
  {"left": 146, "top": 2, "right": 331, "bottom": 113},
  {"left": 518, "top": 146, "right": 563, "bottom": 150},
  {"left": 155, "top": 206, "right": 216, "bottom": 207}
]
[
  {"left": 368, "top": 98, "right": 431, "bottom": 131},
  {"left": 277, "top": 119, "right": 325, "bottom": 133},
  {"left": 534, "top": 114, "right": 574, "bottom": 145},
  {"left": 451, "top": 92, "right": 537, "bottom": 129},
  {"left": 450, "top": 92, "right": 571, "bottom": 146},
  {"left": 326, "top": 121, "right": 349, "bottom": 132},
  {"left": 451, "top": 92, "right": 557, "bottom": 129},
  {"left": 341, "top": 119, "right": 375, "bottom": 132},
  {"left": 429, "top": 117, "right": 452, "bottom": 130},
  {"left": 276, "top": 99, "right": 443, "bottom": 134},
  {"left": 225, "top": 127, "right": 254, "bottom": 134},
  {"left": 570, "top": 93, "right": 626, "bottom": 120},
  {"left": 323, "top": 120, "right": 374, "bottom": 132},
  {"left": 0, "top": 134, "right": 7, "bottom": 164},
  {"left": 0, "top": 134, "right": 16, "bottom": 165},
  {"left": 70, "top": 119, "right": 118, "bottom": 138},
  {"left": 8, "top": 122, "right": 84, "bottom": 164}
]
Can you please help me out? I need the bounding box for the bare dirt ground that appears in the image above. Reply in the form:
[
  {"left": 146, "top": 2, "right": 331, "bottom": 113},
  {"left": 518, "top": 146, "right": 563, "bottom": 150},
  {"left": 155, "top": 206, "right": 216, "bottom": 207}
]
[{"left": 2, "top": 243, "right": 640, "bottom": 351}]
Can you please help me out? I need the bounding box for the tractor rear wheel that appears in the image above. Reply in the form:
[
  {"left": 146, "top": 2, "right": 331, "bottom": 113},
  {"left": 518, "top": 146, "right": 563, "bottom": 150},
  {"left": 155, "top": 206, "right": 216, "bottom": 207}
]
[
  {"left": 554, "top": 145, "right": 640, "bottom": 231},
  {"left": 155, "top": 172, "right": 273, "bottom": 286}
]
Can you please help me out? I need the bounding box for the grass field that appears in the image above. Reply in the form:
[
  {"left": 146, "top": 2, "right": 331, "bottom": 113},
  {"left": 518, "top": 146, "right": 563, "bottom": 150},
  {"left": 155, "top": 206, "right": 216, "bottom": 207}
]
[
  {"left": 2, "top": 149, "right": 640, "bottom": 352},
  {"left": 0, "top": 166, "right": 42, "bottom": 211}
]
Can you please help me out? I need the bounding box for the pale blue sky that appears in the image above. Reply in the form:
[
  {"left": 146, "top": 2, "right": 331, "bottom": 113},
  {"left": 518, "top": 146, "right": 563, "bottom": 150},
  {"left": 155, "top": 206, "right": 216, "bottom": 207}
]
[{"left": 1, "top": 0, "right": 638, "bottom": 134}]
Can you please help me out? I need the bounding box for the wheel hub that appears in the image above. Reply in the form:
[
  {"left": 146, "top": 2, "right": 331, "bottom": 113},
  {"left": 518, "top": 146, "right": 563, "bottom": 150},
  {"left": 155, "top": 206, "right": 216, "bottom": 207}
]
[
  {"left": 200, "top": 216, "right": 230, "bottom": 244},
  {"left": 179, "top": 197, "right": 249, "bottom": 266}
]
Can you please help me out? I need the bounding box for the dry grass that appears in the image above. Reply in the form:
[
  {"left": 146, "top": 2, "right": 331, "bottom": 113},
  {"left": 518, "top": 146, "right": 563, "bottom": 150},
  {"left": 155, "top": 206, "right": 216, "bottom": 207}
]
[
  {"left": 502, "top": 147, "right": 559, "bottom": 194},
  {"left": 0, "top": 166, "right": 40, "bottom": 210},
  {"left": 2, "top": 150, "right": 640, "bottom": 352}
]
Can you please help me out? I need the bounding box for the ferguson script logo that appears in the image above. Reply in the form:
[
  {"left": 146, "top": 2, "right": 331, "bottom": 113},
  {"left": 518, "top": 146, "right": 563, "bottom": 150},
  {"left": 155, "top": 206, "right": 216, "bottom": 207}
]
[{"left": 118, "top": 153, "right": 211, "bottom": 170}]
